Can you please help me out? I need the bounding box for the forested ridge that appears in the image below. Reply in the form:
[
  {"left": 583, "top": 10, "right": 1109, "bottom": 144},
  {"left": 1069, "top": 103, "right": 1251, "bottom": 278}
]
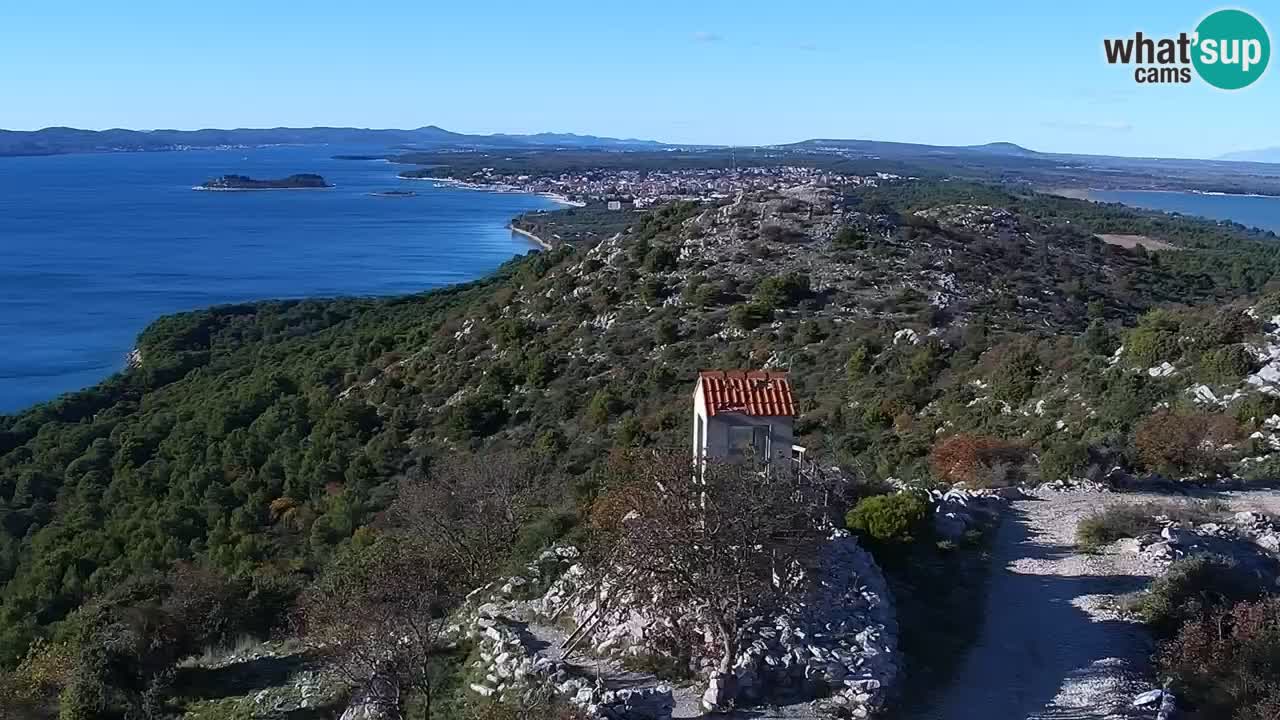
[
  {"left": 0, "top": 281, "right": 496, "bottom": 663},
  {"left": 3, "top": 178, "right": 1280, "bottom": 698}
]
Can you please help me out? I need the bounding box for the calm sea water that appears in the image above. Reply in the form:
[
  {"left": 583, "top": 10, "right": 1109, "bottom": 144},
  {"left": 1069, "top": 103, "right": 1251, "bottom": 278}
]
[
  {"left": 1091, "top": 189, "right": 1280, "bottom": 234},
  {"left": 0, "top": 147, "right": 557, "bottom": 413}
]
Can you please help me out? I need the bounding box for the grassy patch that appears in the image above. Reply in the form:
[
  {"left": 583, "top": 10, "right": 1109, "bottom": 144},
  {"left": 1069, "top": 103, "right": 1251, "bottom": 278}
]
[{"left": 1075, "top": 500, "right": 1228, "bottom": 551}]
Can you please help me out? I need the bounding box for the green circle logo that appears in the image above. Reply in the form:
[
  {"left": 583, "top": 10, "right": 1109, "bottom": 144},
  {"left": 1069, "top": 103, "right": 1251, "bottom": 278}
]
[{"left": 1193, "top": 9, "right": 1270, "bottom": 89}]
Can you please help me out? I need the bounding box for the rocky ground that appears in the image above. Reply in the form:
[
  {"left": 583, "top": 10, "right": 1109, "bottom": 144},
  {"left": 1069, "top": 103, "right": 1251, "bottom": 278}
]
[
  {"left": 902, "top": 487, "right": 1280, "bottom": 720},
  {"left": 458, "top": 532, "right": 898, "bottom": 720}
]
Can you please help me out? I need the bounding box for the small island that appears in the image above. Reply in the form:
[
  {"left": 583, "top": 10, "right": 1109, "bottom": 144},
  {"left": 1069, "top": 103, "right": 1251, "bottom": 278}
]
[
  {"left": 194, "top": 173, "right": 332, "bottom": 191},
  {"left": 369, "top": 189, "right": 417, "bottom": 197}
]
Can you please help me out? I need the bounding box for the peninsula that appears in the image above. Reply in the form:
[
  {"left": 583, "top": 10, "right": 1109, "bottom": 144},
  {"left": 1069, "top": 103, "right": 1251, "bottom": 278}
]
[{"left": 194, "top": 173, "right": 332, "bottom": 190}]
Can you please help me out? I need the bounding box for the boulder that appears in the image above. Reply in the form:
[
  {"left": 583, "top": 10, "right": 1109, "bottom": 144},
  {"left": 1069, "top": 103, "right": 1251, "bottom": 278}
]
[
  {"left": 1234, "top": 510, "right": 1270, "bottom": 527},
  {"left": 1132, "top": 689, "right": 1163, "bottom": 707}
]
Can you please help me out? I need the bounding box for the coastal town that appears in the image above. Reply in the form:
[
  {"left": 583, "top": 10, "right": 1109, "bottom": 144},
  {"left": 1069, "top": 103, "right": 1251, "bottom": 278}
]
[{"left": 411, "top": 164, "right": 902, "bottom": 208}]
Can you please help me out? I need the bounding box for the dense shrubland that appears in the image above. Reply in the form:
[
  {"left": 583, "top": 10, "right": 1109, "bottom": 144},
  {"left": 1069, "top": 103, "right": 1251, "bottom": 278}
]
[
  {"left": 1125, "top": 552, "right": 1279, "bottom": 719},
  {"left": 1158, "top": 596, "right": 1280, "bottom": 720},
  {"left": 3, "top": 179, "right": 1280, "bottom": 714}
]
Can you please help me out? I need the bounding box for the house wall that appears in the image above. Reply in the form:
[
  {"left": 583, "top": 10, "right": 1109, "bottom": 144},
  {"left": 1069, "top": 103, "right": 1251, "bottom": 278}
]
[
  {"left": 704, "top": 412, "right": 794, "bottom": 462},
  {"left": 692, "top": 381, "right": 709, "bottom": 459}
]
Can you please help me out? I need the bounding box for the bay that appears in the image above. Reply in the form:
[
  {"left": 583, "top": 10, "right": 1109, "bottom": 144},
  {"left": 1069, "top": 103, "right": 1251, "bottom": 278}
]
[
  {"left": 0, "top": 146, "right": 557, "bottom": 413},
  {"left": 1090, "top": 189, "right": 1280, "bottom": 234}
]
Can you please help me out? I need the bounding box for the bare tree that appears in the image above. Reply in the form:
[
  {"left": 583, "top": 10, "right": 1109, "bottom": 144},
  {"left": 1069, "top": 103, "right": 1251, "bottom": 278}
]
[
  {"left": 387, "top": 452, "right": 538, "bottom": 587},
  {"left": 298, "top": 538, "right": 458, "bottom": 720},
  {"left": 586, "top": 452, "right": 834, "bottom": 710}
]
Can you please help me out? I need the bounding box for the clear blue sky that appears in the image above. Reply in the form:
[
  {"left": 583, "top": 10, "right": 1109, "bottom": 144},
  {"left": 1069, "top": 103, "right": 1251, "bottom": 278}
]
[{"left": 1, "top": 0, "right": 1275, "bottom": 158}]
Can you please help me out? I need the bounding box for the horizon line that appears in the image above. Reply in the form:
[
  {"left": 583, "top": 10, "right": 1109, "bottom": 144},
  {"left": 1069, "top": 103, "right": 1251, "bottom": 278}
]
[{"left": 0, "top": 123, "right": 1273, "bottom": 164}]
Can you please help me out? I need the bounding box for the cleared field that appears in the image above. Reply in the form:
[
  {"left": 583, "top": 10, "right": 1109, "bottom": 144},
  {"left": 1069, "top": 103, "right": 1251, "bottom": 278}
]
[{"left": 1097, "top": 233, "right": 1179, "bottom": 251}]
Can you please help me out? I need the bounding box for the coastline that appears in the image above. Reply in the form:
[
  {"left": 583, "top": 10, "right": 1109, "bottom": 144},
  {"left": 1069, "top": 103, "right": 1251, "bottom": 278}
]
[
  {"left": 1109, "top": 188, "right": 1280, "bottom": 200},
  {"left": 0, "top": 151, "right": 567, "bottom": 415},
  {"left": 1044, "top": 187, "right": 1091, "bottom": 201},
  {"left": 192, "top": 185, "right": 334, "bottom": 192},
  {"left": 1046, "top": 186, "right": 1280, "bottom": 201},
  {"left": 405, "top": 175, "right": 586, "bottom": 207},
  {"left": 510, "top": 225, "right": 553, "bottom": 251}
]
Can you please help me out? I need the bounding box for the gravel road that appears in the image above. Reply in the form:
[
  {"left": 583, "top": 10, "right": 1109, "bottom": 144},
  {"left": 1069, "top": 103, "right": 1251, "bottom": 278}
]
[
  {"left": 904, "top": 487, "right": 1280, "bottom": 720},
  {"left": 903, "top": 490, "right": 1160, "bottom": 720}
]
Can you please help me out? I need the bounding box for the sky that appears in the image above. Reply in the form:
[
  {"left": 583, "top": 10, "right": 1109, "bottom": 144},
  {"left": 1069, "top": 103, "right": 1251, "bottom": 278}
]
[{"left": 1, "top": 0, "right": 1276, "bottom": 158}]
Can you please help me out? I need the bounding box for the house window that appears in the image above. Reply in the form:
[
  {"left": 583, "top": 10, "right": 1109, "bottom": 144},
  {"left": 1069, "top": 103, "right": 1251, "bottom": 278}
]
[{"left": 729, "top": 425, "right": 771, "bottom": 460}]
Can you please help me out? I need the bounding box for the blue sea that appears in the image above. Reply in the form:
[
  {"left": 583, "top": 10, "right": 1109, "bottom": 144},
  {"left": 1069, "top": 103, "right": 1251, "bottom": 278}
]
[
  {"left": 0, "top": 147, "right": 558, "bottom": 413},
  {"left": 1091, "top": 189, "right": 1280, "bottom": 234}
]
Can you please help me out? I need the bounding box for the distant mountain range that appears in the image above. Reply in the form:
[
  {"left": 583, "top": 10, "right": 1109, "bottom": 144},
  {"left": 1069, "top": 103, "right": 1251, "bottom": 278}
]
[
  {"left": 795, "top": 138, "right": 1280, "bottom": 168},
  {"left": 785, "top": 138, "right": 1043, "bottom": 158},
  {"left": 1219, "top": 147, "right": 1280, "bottom": 164},
  {"left": 4, "top": 125, "right": 1277, "bottom": 170},
  {"left": 1, "top": 126, "right": 1054, "bottom": 159},
  {"left": 0, "top": 125, "right": 674, "bottom": 157}
]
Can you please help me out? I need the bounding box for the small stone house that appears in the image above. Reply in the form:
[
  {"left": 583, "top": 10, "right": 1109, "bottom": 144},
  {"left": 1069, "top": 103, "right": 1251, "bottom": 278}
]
[{"left": 692, "top": 370, "right": 798, "bottom": 464}]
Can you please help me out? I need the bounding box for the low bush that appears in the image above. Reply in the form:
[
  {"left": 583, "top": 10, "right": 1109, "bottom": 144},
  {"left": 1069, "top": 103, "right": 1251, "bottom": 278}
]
[
  {"left": 833, "top": 226, "right": 868, "bottom": 250},
  {"left": 1133, "top": 410, "right": 1238, "bottom": 477},
  {"left": 1076, "top": 505, "right": 1159, "bottom": 550},
  {"left": 1123, "top": 310, "right": 1182, "bottom": 367},
  {"left": 1232, "top": 392, "right": 1280, "bottom": 427},
  {"left": 0, "top": 638, "right": 73, "bottom": 715},
  {"left": 1123, "top": 554, "right": 1264, "bottom": 637},
  {"left": 759, "top": 223, "right": 807, "bottom": 243},
  {"left": 1240, "top": 454, "right": 1280, "bottom": 484},
  {"left": 729, "top": 303, "right": 772, "bottom": 331},
  {"left": 752, "top": 272, "right": 810, "bottom": 310},
  {"left": 991, "top": 343, "right": 1042, "bottom": 404},
  {"left": 846, "top": 493, "right": 930, "bottom": 543},
  {"left": 1159, "top": 596, "right": 1280, "bottom": 720},
  {"left": 929, "top": 434, "right": 1025, "bottom": 486},
  {"left": 1038, "top": 441, "right": 1089, "bottom": 484},
  {"left": 1076, "top": 501, "right": 1228, "bottom": 550},
  {"left": 1197, "top": 344, "right": 1257, "bottom": 385}
]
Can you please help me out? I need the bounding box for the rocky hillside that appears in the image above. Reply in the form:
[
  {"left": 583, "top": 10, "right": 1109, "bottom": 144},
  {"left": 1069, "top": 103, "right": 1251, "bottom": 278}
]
[{"left": 1, "top": 178, "right": 1279, "bottom": 675}]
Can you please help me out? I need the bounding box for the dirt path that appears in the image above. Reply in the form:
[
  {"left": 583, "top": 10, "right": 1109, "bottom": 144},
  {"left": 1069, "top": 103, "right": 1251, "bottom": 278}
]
[{"left": 903, "top": 491, "right": 1159, "bottom": 720}]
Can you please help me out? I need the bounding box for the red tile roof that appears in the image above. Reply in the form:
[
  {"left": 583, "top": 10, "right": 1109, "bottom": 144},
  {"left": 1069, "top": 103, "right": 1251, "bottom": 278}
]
[{"left": 697, "top": 370, "right": 795, "bottom": 417}]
